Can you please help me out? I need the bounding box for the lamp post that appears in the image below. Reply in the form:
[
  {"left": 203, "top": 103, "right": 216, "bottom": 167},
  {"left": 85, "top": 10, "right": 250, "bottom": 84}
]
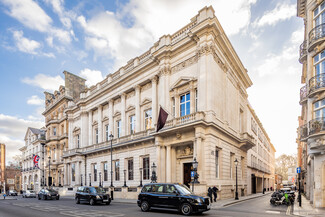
[
  {"left": 150, "top": 163, "right": 157, "bottom": 183},
  {"left": 41, "top": 143, "right": 46, "bottom": 187},
  {"left": 234, "top": 158, "right": 239, "bottom": 200},
  {"left": 123, "top": 169, "right": 128, "bottom": 187},
  {"left": 138, "top": 168, "right": 143, "bottom": 187},
  {"left": 48, "top": 156, "right": 51, "bottom": 187},
  {"left": 262, "top": 173, "right": 265, "bottom": 194},
  {"left": 99, "top": 172, "right": 102, "bottom": 187},
  {"left": 80, "top": 174, "right": 83, "bottom": 186},
  {"left": 89, "top": 173, "right": 91, "bottom": 186},
  {"left": 192, "top": 157, "right": 199, "bottom": 193},
  {"left": 109, "top": 133, "right": 114, "bottom": 200}
]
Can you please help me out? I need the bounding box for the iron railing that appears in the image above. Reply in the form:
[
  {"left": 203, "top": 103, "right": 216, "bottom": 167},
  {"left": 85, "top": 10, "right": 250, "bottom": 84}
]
[
  {"left": 309, "top": 117, "right": 325, "bottom": 135},
  {"left": 299, "top": 40, "right": 307, "bottom": 63},
  {"left": 300, "top": 85, "right": 307, "bottom": 102},
  {"left": 309, "top": 73, "right": 325, "bottom": 94},
  {"left": 299, "top": 124, "right": 308, "bottom": 139},
  {"left": 309, "top": 23, "right": 325, "bottom": 46}
]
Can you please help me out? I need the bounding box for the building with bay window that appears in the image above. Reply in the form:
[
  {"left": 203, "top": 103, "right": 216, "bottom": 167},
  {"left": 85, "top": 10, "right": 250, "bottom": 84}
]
[
  {"left": 60, "top": 6, "right": 274, "bottom": 199},
  {"left": 297, "top": 0, "right": 325, "bottom": 208}
]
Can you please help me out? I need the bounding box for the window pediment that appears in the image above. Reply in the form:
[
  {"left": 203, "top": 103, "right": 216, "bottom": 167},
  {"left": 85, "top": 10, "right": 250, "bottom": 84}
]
[
  {"left": 114, "top": 111, "right": 121, "bottom": 117},
  {"left": 126, "top": 105, "right": 135, "bottom": 112},
  {"left": 102, "top": 116, "right": 109, "bottom": 122},
  {"left": 92, "top": 121, "right": 98, "bottom": 126},
  {"left": 170, "top": 77, "right": 197, "bottom": 91},
  {"left": 141, "top": 98, "right": 152, "bottom": 106}
]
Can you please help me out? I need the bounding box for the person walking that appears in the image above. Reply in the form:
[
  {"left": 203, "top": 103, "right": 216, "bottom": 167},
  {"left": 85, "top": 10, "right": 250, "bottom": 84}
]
[
  {"left": 208, "top": 187, "right": 213, "bottom": 203},
  {"left": 212, "top": 186, "right": 218, "bottom": 202}
]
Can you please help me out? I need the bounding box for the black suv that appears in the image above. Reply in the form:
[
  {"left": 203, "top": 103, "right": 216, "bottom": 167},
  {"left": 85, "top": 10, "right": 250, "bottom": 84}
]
[
  {"left": 137, "top": 183, "right": 210, "bottom": 215},
  {"left": 75, "top": 186, "right": 111, "bottom": 206},
  {"left": 38, "top": 188, "right": 60, "bottom": 200}
]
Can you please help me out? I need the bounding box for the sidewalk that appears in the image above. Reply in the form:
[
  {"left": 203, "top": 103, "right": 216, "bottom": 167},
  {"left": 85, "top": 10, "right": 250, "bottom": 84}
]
[
  {"left": 293, "top": 194, "right": 325, "bottom": 216},
  {"left": 211, "top": 192, "right": 271, "bottom": 209}
]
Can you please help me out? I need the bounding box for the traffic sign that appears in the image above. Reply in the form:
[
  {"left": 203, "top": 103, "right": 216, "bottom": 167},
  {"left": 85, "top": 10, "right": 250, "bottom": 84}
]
[
  {"left": 191, "top": 171, "right": 195, "bottom": 178},
  {"left": 297, "top": 167, "right": 301, "bottom": 174}
]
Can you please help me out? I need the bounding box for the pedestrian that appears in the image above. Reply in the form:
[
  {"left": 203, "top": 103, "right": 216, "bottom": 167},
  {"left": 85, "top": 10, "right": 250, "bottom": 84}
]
[
  {"left": 212, "top": 186, "right": 218, "bottom": 202},
  {"left": 207, "top": 187, "right": 213, "bottom": 203}
]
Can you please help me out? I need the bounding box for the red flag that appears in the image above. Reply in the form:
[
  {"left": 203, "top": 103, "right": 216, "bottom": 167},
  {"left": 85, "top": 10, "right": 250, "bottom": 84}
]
[{"left": 156, "top": 107, "right": 168, "bottom": 132}]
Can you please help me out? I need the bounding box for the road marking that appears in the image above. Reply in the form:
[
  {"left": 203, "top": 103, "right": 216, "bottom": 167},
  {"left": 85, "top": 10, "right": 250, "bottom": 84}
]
[
  {"left": 60, "top": 210, "right": 125, "bottom": 217},
  {"left": 286, "top": 205, "right": 291, "bottom": 215},
  {"left": 266, "top": 210, "right": 281, "bottom": 214}
]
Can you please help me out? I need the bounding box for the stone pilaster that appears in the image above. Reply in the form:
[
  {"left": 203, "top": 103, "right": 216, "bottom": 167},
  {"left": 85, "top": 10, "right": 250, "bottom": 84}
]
[
  {"left": 121, "top": 93, "right": 126, "bottom": 137},
  {"left": 88, "top": 110, "right": 93, "bottom": 145},
  {"left": 151, "top": 76, "right": 158, "bottom": 127},
  {"left": 98, "top": 105, "right": 103, "bottom": 143},
  {"left": 135, "top": 85, "right": 141, "bottom": 133}
]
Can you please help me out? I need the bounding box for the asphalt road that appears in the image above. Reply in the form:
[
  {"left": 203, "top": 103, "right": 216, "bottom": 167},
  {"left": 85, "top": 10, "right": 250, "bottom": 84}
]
[{"left": 0, "top": 195, "right": 290, "bottom": 217}]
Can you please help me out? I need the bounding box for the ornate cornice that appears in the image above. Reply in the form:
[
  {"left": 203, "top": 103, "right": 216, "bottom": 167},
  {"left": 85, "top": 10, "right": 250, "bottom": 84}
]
[
  {"left": 171, "top": 55, "right": 198, "bottom": 74},
  {"left": 197, "top": 44, "right": 227, "bottom": 72}
]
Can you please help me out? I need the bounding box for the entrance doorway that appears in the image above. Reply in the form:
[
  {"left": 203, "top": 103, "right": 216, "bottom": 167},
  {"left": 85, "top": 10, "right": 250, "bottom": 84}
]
[
  {"left": 251, "top": 174, "right": 256, "bottom": 194},
  {"left": 183, "top": 163, "right": 192, "bottom": 188}
]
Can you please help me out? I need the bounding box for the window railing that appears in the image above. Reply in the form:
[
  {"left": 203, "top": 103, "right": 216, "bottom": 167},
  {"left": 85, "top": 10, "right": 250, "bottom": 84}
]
[
  {"left": 309, "top": 23, "right": 325, "bottom": 46},
  {"left": 309, "top": 73, "right": 325, "bottom": 94},
  {"left": 309, "top": 117, "right": 325, "bottom": 135},
  {"left": 300, "top": 85, "right": 307, "bottom": 102},
  {"left": 299, "top": 40, "right": 307, "bottom": 63}
]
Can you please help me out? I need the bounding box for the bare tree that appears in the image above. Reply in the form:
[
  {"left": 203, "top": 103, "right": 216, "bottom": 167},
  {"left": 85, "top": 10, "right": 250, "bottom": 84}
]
[{"left": 275, "top": 154, "right": 297, "bottom": 180}]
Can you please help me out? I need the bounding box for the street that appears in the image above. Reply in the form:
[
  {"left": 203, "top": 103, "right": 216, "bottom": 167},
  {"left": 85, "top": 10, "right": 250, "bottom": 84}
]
[{"left": 0, "top": 195, "right": 290, "bottom": 217}]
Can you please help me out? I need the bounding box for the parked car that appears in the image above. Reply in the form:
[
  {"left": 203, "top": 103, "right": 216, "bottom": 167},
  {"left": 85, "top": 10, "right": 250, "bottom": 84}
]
[
  {"left": 37, "top": 188, "right": 60, "bottom": 200},
  {"left": 75, "top": 186, "right": 111, "bottom": 206},
  {"left": 22, "top": 190, "right": 36, "bottom": 198},
  {"left": 137, "top": 183, "right": 210, "bottom": 216},
  {"left": 8, "top": 190, "right": 18, "bottom": 196}
]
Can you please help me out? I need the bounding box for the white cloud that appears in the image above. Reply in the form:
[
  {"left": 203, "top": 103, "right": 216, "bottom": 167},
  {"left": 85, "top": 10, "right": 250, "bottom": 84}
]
[
  {"left": 13, "top": 30, "right": 40, "bottom": 54},
  {"left": 79, "top": 68, "right": 104, "bottom": 87},
  {"left": 77, "top": 0, "right": 257, "bottom": 69},
  {"left": 253, "top": 3, "right": 296, "bottom": 27},
  {"left": 22, "top": 74, "right": 64, "bottom": 91},
  {"left": 0, "top": 113, "right": 43, "bottom": 164},
  {"left": 27, "top": 95, "right": 43, "bottom": 105},
  {"left": 1, "top": 0, "right": 52, "bottom": 32}
]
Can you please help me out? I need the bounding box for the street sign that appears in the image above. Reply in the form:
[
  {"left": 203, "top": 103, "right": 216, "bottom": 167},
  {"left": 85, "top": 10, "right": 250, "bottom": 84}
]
[
  {"left": 297, "top": 167, "right": 301, "bottom": 174},
  {"left": 191, "top": 171, "right": 195, "bottom": 178}
]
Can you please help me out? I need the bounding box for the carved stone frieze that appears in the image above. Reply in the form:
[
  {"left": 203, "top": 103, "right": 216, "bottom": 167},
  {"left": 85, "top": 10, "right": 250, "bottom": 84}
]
[
  {"left": 197, "top": 44, "right": 228, "bottom": 72},
  {"left": 127, "top": 91, "right": 135, "bottom": 99},
  {"left": 171, "top": 55, "right": 198, "bottom": 74},
  {"left": 159, "top": 65, "right": 171, "bottom": 76},
  {"left": 176, "top": 145, "right": 193, "bottom": 158},
  {"left": 141, "top": 82, "right": 152, "bottom": 92}
]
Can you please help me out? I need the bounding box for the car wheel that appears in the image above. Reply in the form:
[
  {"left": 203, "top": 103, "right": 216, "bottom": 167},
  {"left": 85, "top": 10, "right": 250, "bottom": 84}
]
[
  {"left": 180, "top": 203, "right": 192, "bottom": 216},
  {"left": 140, "top": 201, "right": 150, "bottom": 212},
  {"left": 43, "top": 195, "right": 47, "bottom": 200},
  {"left": 56, "top": 196, "right": 60, "bottom": 200},
  {"left": 75, "top": 197, "right": 80, "bottom": 204},
  {"left": 38, "top": 196, "right": 41, "bottom": 200},
  {"left": 106, "top": 200, "right": 111, "bottom": 205},
  {"left": 90, "top": 198, "right": 95, "bottom": 206}
]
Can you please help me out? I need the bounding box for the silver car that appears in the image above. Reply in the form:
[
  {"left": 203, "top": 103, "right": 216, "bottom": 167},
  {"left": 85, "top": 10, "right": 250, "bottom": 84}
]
[{"left": 22, "top": 190, "right": 36, "bottom": 198}]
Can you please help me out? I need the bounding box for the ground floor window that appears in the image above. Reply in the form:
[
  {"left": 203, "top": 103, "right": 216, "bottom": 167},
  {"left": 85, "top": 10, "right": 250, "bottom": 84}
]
[{"left": 143, "top": 157, "right": 150, "bottom": 180}]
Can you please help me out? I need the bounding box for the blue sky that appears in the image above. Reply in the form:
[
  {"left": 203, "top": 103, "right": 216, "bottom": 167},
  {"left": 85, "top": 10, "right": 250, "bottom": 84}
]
[{"left": 0, "top": 0, "right": 303, "bottom": 163}]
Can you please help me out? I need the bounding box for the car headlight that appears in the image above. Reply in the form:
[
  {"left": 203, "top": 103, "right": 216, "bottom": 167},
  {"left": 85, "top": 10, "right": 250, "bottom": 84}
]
[
  {"left": 48, "top": 194, "right": 51, "bottom": 196},
  {"left": 195, "top": 198, "right": 203, "bottom": 203},
  {"left": 96, "top": 195, "right": 101, "bottom": 199}
]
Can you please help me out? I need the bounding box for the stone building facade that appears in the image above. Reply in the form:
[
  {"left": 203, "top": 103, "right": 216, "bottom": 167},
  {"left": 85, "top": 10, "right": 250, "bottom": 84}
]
[
  {"left": 297, "top": 0, "right": 325, "bottom": 207},
  {"left": 20, "top": 127, "right": 45, "bottom": 192},
  {"left": 5, "top": 165, "right": 21, "bottom": 192},
  {"left": 58, "top": 6, "right": 275, "bottom": 199},
  {"left": 246, "top": 106, "right": 276, "bottom": 195},
  {"left": 42, "top": 71, "right": 86, "bottom": 190}
]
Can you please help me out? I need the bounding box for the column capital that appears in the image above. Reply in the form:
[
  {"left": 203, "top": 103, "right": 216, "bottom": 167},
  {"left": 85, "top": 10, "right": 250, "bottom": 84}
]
[
  {"left": 151, "top": 75, "right": 159, "bottom": 83},
  {"left": 134, "top": 84, "right": 141, "bottom": 91},
  {"left": 121, "top": 93, "right": 127, "bottom": 99}
]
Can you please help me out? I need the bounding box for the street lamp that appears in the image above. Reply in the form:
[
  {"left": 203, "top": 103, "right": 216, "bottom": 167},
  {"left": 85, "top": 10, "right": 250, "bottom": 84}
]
[
  {"left": 123, "top": 169, "right": 128, "bottom": 187},
  {"left": 41, "top": 143, "right": 46, "bottom": 187},
  {"left": 89, "top": 173, "right": 91, "bottom": 186},
  {"left": 48, "top": 156, "right": 51, "bottom": 187},
  {"left": 262, "top": 173, "right": 265, "bottom": 194},
  {"left": 138, "top": 168, "right": 143, "bottom": 187},
  {"left": 109, "top": 133, "right": 114, "bottom": 200},
  {"left": 99, "top": 172, "right": 102, "bottom": 187},
  {"left": 150, "top": 163, "right": 157, "bottom": 183},
  {"left": 192, "top": 157, "right": 199, "bottom": 193},
  {"left": 234, "top": 158, "right": 239, "bottom": 200}
]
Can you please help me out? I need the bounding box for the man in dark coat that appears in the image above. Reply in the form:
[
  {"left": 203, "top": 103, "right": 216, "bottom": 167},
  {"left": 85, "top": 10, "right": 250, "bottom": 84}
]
[
  {"left": 208, "top": 187, "right": 213, "bottom": 203},
  {"left": 212, "top": 186, "right": 219, "bottom": 202}
]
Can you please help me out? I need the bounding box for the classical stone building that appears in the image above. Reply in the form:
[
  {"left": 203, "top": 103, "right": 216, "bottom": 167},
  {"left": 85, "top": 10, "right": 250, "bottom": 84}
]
[
  {"left": 246, "top": 106, "right": 276, "bottom": 194},
  {"left": 297, "top": 0, "right": 325, "bottom": 207},
  {"left": 43, "top": 71, "right": 86, "bottom": 190},
  {"left": 20, "top": 127, "right": 45, "bottom": 192},
  {"left": 59, "top": 6, "right": 274, "bottom": 199},
  {"left": 0, "top": 143, "right": 5, "bottom": 193}
]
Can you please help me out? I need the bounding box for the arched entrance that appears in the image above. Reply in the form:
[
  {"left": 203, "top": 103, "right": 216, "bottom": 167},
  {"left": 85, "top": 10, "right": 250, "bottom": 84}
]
[{"left": 34, "top": 174, "right": 39, "bottom": 192}]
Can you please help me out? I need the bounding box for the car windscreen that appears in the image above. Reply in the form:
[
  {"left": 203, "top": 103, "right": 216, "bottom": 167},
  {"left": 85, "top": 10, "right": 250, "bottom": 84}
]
[
  {"left": 175, "top": 184, "right": 193, "bottom": 195},
  {"left": 89, "top": 187, "right": 106, "bottom": 194}
]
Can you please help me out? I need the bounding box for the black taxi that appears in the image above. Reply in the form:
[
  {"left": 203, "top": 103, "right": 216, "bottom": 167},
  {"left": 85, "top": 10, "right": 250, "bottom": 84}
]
[
  {"left": 137, "top": 183, "right": 210, "bottom": 215},
  {"left": 75, "top": 186, "right": 111, "bottom": 205}
]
